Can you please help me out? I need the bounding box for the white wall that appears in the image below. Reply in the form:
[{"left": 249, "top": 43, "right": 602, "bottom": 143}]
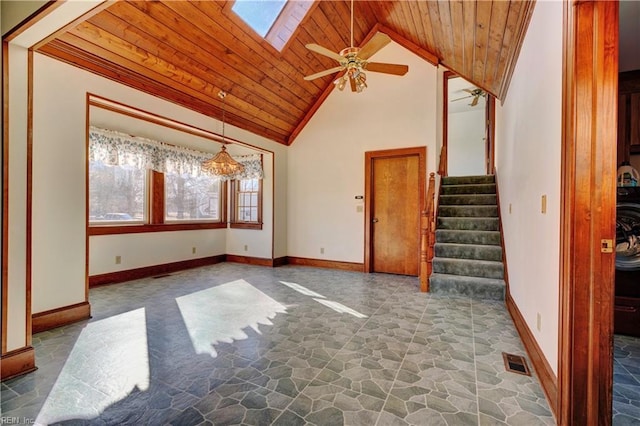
[
  {"left": 32, "top": 53, "right": 284, "bottom": 314},
  {"left": 288, "top": 42, "right": 438, "bottom": 262},
  {"left": 3, "top": 0, "right": 108, "bottom": 353},
  {"left": 5, "top": 44, "right": 30, "bottom": 351},
  {"left": 447, "top": 108, "right": 486, "bottom": 176},
  {"left": 495, "top": 1, "right": 562, "bottom": 374},
  {"left": 226, "top": 153, "right": 274, "bottom": 259},
  {"left": 90, "top": 231, "right": 226, "bottom": 275}
]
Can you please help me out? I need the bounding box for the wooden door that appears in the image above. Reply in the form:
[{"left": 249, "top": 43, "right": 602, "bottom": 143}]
[{"left": 365, "top": 148, "right": 425, "bottom": 276}]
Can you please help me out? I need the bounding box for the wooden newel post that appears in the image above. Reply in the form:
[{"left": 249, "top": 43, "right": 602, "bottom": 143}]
[{"left": 420, "top": 172, "right": 436, "bottom": 292}]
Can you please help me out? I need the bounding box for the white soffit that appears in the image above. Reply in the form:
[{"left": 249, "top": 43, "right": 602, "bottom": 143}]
[{"left": 10, "top": 0, "right": 105, "bottom": 48}]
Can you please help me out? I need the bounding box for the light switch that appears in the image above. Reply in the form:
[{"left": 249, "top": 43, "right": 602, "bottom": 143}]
[{"left": 541, "top": 195, "right": 547, "bottom": 214}]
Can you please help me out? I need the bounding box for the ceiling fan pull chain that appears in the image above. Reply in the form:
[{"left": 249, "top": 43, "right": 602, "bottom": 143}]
[{"left": 350, "top": 0, "right": 354, "bottom": 48}]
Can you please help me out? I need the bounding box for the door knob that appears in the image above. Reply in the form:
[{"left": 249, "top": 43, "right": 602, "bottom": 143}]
[{"left": 372, "top": 218, "right": 379, "bottom": 223}]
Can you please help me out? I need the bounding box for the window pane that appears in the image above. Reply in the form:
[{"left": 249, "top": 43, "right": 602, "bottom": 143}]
[
  {"left": 165, "top": 174, "right": 221, "bottom": 221},
  {"left": 231, "top": 177, "right": 261, "bottom": 226},
  {"left": 231, "top": 0, "right": 286, "bottom": 37},
  {"left": 89, "top": 162, "right": 146, "bottom": 223}
]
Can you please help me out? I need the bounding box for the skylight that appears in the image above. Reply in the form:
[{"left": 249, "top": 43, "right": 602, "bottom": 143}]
[{"left": 232, "top": 0, "right": 287, "bottom": 37}]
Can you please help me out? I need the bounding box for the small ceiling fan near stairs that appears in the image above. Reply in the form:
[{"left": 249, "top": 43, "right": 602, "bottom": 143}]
[
  {"left": 451, "top": 88, "right": 487, "bottom": 107},
  {"left": 303, "top": 0, "right": 408, "bottom": 93}
]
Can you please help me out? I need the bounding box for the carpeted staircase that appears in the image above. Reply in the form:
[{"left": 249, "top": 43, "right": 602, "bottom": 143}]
[{"left": 430, "top": 175, "right": 506, "bottom": 300}]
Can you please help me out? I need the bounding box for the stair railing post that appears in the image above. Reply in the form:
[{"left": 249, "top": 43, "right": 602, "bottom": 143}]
[{"left": 421, "top": 172, "right": 437, "bottom": 292}]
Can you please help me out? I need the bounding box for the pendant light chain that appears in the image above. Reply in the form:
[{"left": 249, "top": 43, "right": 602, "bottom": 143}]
[{"left": 220, "top": 91, "right": 227, "bottom": 143}]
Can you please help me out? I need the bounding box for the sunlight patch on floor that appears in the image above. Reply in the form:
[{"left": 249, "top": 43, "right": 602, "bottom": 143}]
[
  {"left": 176, "top": 279, "right": 287, "bottom": 358},
  {"left": 279, "top": 280, "right": 326, "bottom": 298},
  {"left": 313, "top": 298, "right": 368, "bottom": 318},
  {"left": 279, "top": 280, "right": 367, "bottom": 318},
  {"left": 36, "top": 308, "right": 149, "bottom": 424}
]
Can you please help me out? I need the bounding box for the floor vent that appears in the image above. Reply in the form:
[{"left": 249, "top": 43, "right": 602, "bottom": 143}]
[
  {"left": 502, "top": 352, "right": 531, "bottom": 376},
  {"left": 152, "top": 274, "right": 171, "bottom": 279}
]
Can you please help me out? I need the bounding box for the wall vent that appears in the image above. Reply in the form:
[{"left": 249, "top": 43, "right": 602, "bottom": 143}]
[{"left": 502, "top": 352, "right": 531, "bottom": 376}]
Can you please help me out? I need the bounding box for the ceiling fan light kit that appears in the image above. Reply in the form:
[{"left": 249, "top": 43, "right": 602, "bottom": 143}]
[{"left": 303, "top": 0, "right": 408, "bottom": 93}]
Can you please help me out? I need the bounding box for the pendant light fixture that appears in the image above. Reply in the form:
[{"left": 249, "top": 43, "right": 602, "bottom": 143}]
[{"left": 202, "top": 91, "right": 245, "bottom": 177}]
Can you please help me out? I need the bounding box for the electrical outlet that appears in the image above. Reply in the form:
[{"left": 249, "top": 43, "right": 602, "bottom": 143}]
[
  {"left": 541, "top": 195, "right": 547, "bottom": 214},
  {"left": 320, "top": 247, "right": 325, "bottom": 254},
  {"left": 537, "top": 313, "right": 542, "bottom": 331},
  {"left": 244, "top": 245, "right": 248, "bottom": 251},
  {"left": 509, "top": 203, "right": 512, "bottom": 214},
  {"left": 115, "top": 255, "right": 122, "bottom": 265},
  {"left": 192, "top": 247, "right": 196, "bottom": 254}
]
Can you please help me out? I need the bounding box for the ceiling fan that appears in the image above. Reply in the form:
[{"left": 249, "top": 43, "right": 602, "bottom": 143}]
[
  {"left": 451, "top": 88, "right": 487, "bottom": 107},
  {"left": 303, "top": 0, "right": 408, "bottom": 93}
]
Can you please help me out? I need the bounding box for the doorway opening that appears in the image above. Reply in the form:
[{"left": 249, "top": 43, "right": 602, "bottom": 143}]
[{"left": 443, "top": 72, "right": 495, "bottom": 177}]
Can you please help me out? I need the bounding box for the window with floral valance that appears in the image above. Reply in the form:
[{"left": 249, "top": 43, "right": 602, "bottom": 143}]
[
  {"left": 88, "top": 126, "right": 263, "bottom": 180},
  {"left": 88, "top": 126, "right": 263, "bottom": 231}
]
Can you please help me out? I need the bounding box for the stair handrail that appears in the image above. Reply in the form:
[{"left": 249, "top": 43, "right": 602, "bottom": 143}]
[
  {"left": 420, "top": 172, "right": 437, "bottom": 292},
  {"left": 438, "top": 144, "right": 447, "bottom": 176}
]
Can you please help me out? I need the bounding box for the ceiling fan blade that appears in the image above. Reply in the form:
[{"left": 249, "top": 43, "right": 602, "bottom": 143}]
[
  {"left": 471, "top": 96, "right": 479, "bottom": 107},
  {"left": 358, "top": 32, "right": 391, "bottom": 60},
  {"left": 305, "top": 43, "right": 343, "bottom": 62},
  {"left": 303, "top": 66, "right": 344, "bottom": 81},
  {"left": 451, "top": 95, "right": 472, "bottom": 102},
  {"left": 364, "top": 62, "right": 408, "bottom": 76},
  {"left": 350, "top": 76, "right": 357, "bottom": 92}
]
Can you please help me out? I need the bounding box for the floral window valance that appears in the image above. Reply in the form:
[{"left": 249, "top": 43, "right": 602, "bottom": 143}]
[
  {"left": 88, "top": 126, "right": 263, "bottom": 180},
  {"left": 221, "top": 154, "right": 264, "bottom": 181}
]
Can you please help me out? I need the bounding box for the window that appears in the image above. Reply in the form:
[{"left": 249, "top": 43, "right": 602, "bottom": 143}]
[
  {"left": 89, "top": 162, "right": 147, "bottom": 223},
  {"left": 88, "top": 126, "right": 227, "bottom": 233},
  {"left": 230, "top": 0, "right": 313, "bottom": 51},
  {"left": 231, "top": 0, "right": 286, "bottom": 37},
  {"left": 165, "top": 173, "right": 222, "bottom": 222},
  {"left": 230, "top": 178, "right": 262, "bottom": 229}
]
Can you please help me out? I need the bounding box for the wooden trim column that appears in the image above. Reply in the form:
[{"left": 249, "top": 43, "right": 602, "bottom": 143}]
[
  {"left": 558, "top": 1, "right": 618, "bottom": 424},
  {"left": 2, "top": 40, "right": 10, "bottom": 356}
]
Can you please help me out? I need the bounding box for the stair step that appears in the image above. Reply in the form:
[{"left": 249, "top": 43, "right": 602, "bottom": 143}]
[
  {"left": 429, "top": 273, "right": 505, "bottom": 300},
  {"left": 442, "top": 175, "right": 496, "bottom": 185},
  {"left": 434, "top": 243, "right": 503, "bottom": 262},
  {"left": 432, "top": 257, "right": 504, "bottom": 279},
  {"left": 441, "top": 183, "right": 496, "bottom": 195},
  {"left": 439, "top": 194, "right": 497, "bottom": 206},
  {"left": 435, "top": 230, "right": 501, "bottom": 245},
  {"left": 438, "top": 205, "right": 498, "bottom": 218},
  {"left": 437, "top": 217, "right": 500, "bottom": 231}
]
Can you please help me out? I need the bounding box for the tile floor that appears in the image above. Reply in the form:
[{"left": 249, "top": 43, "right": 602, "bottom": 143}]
[
  {"left": 613, "top": 334, "right": 640, "bottom": 425},
  {"left": 0, "top": 263, "right": 564, "bottom": 425}
]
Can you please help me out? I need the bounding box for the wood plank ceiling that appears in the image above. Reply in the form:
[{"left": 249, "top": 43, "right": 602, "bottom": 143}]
[{"left": 37, "top": 1, "right": 535, "bottom": 145}]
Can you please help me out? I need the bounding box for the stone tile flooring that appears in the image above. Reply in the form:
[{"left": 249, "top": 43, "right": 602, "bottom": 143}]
[
  {"left": 613, "top": 334, "right": 640, "bottom": 425},
  {"left": 2, "top": 263, "right": 557, "bottom": 425}
]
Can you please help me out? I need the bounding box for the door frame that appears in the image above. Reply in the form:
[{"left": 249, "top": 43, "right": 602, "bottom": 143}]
[
  {"left": 558, "top": 1, "right": 618, "bottom": 423},
  {"left": 364, "top": 146, "right": 426, "bottom": 273},
  {"left": 442, "top": 71, "right": 495, "bottom": 176}
]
